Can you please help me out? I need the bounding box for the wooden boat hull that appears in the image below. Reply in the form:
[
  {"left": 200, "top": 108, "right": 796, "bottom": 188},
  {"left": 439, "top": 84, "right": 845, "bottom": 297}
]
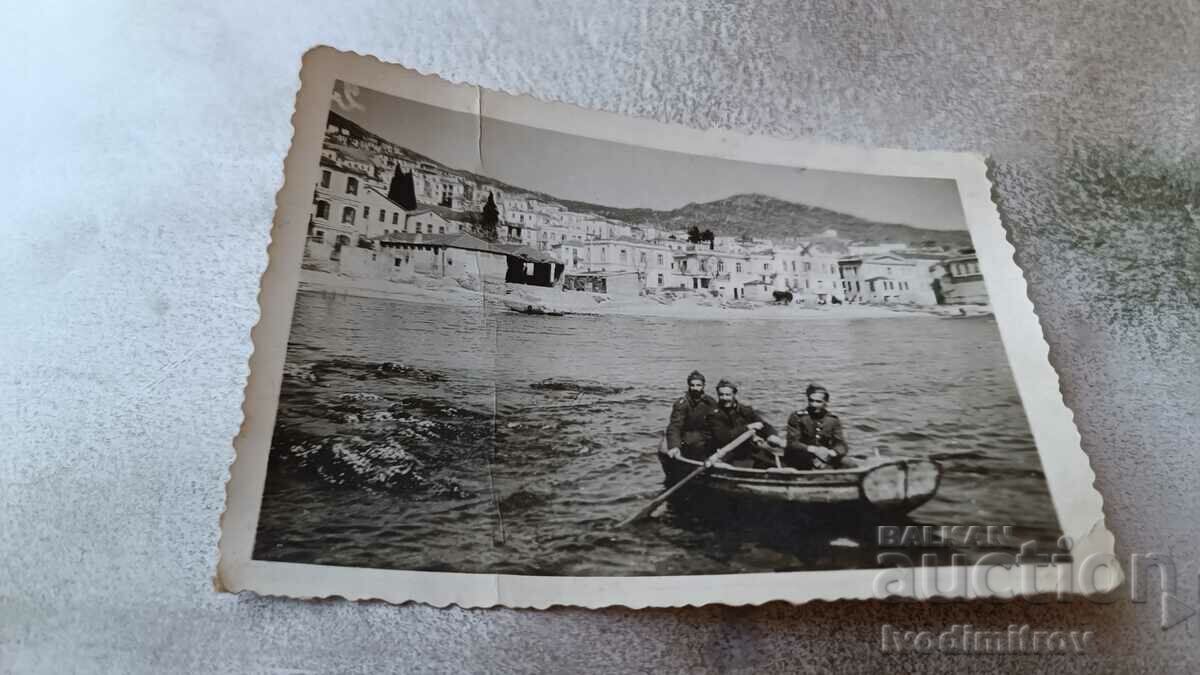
[{"left": 657, "top": 449, "right": 941, "bottom": 516}]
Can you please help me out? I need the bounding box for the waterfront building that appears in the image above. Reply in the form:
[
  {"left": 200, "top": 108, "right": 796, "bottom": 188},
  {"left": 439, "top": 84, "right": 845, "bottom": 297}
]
[
  {"left": 931, "top": 251, "right": 989, "bottom": 305},
  {"left": 837, "top": 252, "right": 937, "bottom": 304},
  {"left": 308, "top": 159, "right": 378, "bottom": 245},
  {"left": 561, "top": 270, "right": 641, "bottom": 297}
]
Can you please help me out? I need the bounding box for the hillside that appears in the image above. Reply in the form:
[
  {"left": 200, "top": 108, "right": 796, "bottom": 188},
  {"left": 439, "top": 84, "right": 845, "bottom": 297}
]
[
  {"left": 327, "top": 111, "right": 970, "bottom": 248},
  {"left": 555, "top": 193, "right": 972, "bottom": 248}
]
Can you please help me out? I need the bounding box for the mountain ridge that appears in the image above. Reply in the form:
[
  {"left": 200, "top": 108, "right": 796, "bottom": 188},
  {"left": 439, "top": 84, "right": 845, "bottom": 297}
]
[{"left": 326, "top": 111, "right": 971, "bottom": 248}]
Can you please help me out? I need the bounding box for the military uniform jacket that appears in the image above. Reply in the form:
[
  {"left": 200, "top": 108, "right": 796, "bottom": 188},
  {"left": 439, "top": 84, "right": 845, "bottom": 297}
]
[
  {"left": 702, "top": 403, "right": 776, "bottom": 463},
  {"left": 784, "top": 410, "right": 848, "bottom": 468},
  {"left": 666, "top": 393, "right": 718, "bottom": 457}
]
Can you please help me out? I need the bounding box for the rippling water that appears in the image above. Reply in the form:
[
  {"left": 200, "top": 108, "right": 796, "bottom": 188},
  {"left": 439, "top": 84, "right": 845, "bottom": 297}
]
[{"left": 253, "top": 290, "right": 1062, "bottom": 575}]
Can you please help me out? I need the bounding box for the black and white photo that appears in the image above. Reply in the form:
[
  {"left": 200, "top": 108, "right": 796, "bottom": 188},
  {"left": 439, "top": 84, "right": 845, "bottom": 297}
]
[{"left": 219, "top": 48, "right": 1114, "bottom": 608}]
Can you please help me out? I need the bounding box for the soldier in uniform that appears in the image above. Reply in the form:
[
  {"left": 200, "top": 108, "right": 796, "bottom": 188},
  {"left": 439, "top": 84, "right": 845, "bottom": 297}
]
[
  {"left": 701, "top": 379, "right": 784, "bottom": 468},
  {"left": 665, "top": 370, "right": 718, "bottom": 461},
  {"left": 783, "top": 384, "right": 850, "bottom": 470}
]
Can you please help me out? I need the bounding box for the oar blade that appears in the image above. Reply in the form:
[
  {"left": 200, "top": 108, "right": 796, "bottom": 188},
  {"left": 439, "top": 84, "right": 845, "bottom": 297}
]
[{"left": 614, "top": 429, "right": 756, "bottom": 528}]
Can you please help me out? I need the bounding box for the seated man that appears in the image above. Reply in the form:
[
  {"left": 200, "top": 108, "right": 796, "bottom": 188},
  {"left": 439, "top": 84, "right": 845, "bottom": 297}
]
[
  {"left": 784, "top": 384, "right": 850, "bottom": 469},
  {"left": 665, "top": 370, "right": 718, "bottom": 461},
  {"left": 702, "top": 379, "right": 784, "bottom": 468}
]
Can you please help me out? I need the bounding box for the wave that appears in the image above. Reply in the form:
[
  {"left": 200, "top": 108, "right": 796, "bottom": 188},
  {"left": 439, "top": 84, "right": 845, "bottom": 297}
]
[
  {"left": 283, "top": 357, "right": 446, "bottom": 385},
  {"left": 274, "top": 434, "right": 474, "bottom": 498},
  {"left": 529, "top": 377, "right": 631, "bottom": 395}
]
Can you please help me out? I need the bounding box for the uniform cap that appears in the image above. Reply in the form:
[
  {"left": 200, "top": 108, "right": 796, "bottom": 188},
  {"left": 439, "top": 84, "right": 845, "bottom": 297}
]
[{"left": 805, "top": 383, "right": 830, "bottom": 401}]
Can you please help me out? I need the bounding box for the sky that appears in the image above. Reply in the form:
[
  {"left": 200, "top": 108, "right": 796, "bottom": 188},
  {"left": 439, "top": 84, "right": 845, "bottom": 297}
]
[{"left": 332, "top": 81, "right": 967, "bottom": 230}]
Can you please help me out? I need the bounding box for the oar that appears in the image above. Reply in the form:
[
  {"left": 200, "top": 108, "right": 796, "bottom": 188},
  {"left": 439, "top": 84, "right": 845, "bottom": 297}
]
[
  {"left": 616, "top": 429, "right": 756, "bottom": 527},
  {"left": 928, "top": 448, "right": 985, "bottom": 461},
  {"left": 871, "top": 447, "right": 984, "bottom": 462}
]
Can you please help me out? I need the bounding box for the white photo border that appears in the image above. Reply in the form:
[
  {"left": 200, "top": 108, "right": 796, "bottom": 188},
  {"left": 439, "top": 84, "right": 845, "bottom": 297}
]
[{"left": 218, "top": 47, "right": 1118, "bottom": 608}]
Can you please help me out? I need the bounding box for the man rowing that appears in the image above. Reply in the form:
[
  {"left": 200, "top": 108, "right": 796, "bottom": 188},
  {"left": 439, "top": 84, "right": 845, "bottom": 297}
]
[
  {"left": 701, "top": 379, "right": 784, "bottom": 468},
  {"left": 665, "top": 370, "right": 718, "bottom": 461},
  {"left": 783, "top": 384, "right": 850, "bottom": 469}
]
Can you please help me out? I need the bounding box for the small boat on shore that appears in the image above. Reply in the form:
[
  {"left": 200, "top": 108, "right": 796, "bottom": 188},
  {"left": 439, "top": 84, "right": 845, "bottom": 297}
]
[
  {"left": 505, "top": 302, "right": 564, "bottom": 316},
  {"left": 656, "top": 442, "right": 941, "bottom": 516}
]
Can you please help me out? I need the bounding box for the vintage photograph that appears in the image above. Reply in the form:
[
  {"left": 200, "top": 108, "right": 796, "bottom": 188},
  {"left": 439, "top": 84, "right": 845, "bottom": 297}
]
[{"left": 219, "top": 49, "right": 1113, "bottom": 607}]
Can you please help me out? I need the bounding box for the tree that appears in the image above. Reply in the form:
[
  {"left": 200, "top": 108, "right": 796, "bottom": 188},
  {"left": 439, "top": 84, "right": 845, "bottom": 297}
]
[
  {"left": 701, "top": 229, "right": 715, "bottom": 249},
  {"left": 388, "top": 170, "right": 417, "bottom": 210},
  {"left": 687, "top": 226, "right": 702, "bottom": 244},
  {"left": 480, "top": 192, "right": 500, "bottom": 241}
]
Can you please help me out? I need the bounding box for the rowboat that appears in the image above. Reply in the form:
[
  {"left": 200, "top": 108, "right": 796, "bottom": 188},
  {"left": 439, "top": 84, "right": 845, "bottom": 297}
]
[{"left": 656, "top": 443, "right": 941, "bottom": 517}]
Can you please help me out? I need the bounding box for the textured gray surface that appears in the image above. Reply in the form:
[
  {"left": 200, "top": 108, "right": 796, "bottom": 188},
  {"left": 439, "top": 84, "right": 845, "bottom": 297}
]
[{"left": 2, "top": 1, "right": 1198, "bottom": 672}]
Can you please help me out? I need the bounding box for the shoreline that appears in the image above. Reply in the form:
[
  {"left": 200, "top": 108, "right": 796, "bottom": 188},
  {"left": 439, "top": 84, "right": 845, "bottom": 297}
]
[{"left": 296, "top": 270, "right": 991, "bottom": 322}]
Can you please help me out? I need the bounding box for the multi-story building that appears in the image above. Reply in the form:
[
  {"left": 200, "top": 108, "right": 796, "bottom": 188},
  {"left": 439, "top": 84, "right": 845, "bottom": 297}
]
[
  {"left": 557, "top": 238, "right": 684, "bottom": 289},
  {"left": 308, "top": 160, "right": 379, "bottom": 246},
  {"left": 411, "top": 168, "right": 468, "bottom": 209},
  {"left": 931, "top": 251, "right": 989, "bottom": 305},
  {"left": 309, "top": 162, "right": 465, "bottom": 246},
  {"left": 838, "top": 252, "right": 938, "bottom": 304}
]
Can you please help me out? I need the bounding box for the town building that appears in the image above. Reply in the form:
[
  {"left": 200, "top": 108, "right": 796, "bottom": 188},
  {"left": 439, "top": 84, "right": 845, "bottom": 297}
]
[
  {"left": 561, "top": 270, "right": 641, "bottom": 297},
  {"left": 308, "top": 160, "right": 381, "bottom": 246},
  {"left": 932, "top": 251, "right": 989, "bottom": 304},
  {"left": 370, "top": 232, "right": 563, "bottom": 288},
  {"left": 838, "top": 252, "right": 937, "bottom": 304}
]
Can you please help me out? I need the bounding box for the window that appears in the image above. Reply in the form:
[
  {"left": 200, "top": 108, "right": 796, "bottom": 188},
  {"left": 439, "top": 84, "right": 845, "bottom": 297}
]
[
  {"left": 657, "top": 273, "right": 664, "bottom": 286},
  {"left": 394, "top": 258, "right": 402, "bottom": 267},
  {"left": 718, "top": 260, "right": 725, "bottom": 271},
  {"left": 619, "top": 250, "right": 627, "bottom": 263},
  {"left": 392, "top": 213, "right": 399, "bottom": 225},
  {"left": 313, "top": 229, "right": 325, "bottom": 242},
  {"left": 378, "top": 210, "right": 385, "bottom": 222},
  {"left": 438, "top": 226, "right": 445, "bottom": 234},
  {"left": 804, "top": 262, "right": 811, "bottom": 272},
  {"left": 320, "top": 170, "right": 331, "bottom": 188},
  {"left": 657, "top": 254, "right": 664, "bottom": 265},
  {"left": 346, "top": 177, "right": 358, "bottom": 195},
  {"left": 362, "top": 206, "right": 370, "bottom": 219},
  {"left": 315, "top": 200, "right": 330, "bottom": 220},
  {"left": 791, "top": 261, "right": 796, "bottom": 271},
  {"left": 341, "top": 206, "right": 356, "bottom": 224},
  {"left": 763, "top": 263, "right": 770, "bottom": 271},
  {"left": 416, "top": 224, "right": 422, "bottom": 234},
  {"left": 735, "top": 263, "right": 743, "bottom": 273}
]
